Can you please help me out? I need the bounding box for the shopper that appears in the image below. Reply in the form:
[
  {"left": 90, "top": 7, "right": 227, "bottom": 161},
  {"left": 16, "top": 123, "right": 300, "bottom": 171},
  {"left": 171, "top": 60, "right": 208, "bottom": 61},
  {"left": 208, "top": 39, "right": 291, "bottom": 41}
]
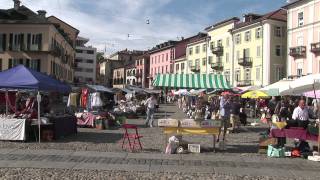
[
  {"left": 145, "top": 95, "right": 157, "bottom": 127},
  {"left": 217, "top": 94, "right": 231, "bottom": 142},
  {"left": 230, "top": 97, "right": 241, "bottom": 133},
  {"left": 292, "top": 99, "right": 309, "bottom": 129}
]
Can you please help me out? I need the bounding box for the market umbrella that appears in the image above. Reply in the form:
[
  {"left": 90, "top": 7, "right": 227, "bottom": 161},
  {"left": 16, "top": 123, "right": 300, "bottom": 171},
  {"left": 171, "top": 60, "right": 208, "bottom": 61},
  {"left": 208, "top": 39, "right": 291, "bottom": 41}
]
[
  {"left": 280, "top": 74, "right": 320, "bottom": 96},
  {"left": 241, "top": 90, "right": 269, "bottom": 99},
  {"left": 260, "top": 79, "right": 292, "bottom": 96}
]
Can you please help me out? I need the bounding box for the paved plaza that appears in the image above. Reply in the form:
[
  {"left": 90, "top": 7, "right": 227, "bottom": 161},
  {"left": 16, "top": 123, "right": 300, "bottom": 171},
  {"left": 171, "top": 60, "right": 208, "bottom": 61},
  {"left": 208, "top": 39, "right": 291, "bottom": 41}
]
[{"left": 0, "top": 104, "right": 319, "bottom": 179}]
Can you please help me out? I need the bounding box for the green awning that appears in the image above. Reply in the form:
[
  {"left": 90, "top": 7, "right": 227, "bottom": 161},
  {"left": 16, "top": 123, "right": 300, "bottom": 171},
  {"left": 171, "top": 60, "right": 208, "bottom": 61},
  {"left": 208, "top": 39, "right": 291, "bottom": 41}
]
[{"left": 153, "top": 74, "right": 231, "bottom": 89}]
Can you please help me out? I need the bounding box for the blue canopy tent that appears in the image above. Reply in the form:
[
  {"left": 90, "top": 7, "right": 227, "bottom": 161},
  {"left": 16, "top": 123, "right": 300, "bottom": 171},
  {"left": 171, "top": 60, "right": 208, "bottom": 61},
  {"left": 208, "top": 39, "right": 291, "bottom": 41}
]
[{"left": 0, "top": 65, "right": 72, "bottom": 143}]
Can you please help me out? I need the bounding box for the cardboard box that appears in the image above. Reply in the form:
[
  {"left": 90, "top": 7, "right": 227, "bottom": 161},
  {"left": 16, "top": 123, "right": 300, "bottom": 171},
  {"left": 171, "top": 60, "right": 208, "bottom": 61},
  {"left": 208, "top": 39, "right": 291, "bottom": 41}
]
[
  {"left": 188, "top": 144, "right": 201, "bottom": 153},
  {"left": 158, "top": 118, "right": 179, "bottom": 127},
  {"left": 200, "top": 120, "right": 221, "bottom": 128},
  {"left": 180, "top": 119, "right": 201, "bottom": 128},
  {"left": 259, "top": 137, "right": 277, "bottom": 147}
]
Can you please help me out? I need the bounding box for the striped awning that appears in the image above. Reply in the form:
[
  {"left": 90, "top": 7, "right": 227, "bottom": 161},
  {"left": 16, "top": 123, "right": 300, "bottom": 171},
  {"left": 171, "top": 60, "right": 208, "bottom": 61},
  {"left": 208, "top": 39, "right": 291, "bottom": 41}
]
[{"left": 153, "top": 74, "right": 231, "bottom": 89}]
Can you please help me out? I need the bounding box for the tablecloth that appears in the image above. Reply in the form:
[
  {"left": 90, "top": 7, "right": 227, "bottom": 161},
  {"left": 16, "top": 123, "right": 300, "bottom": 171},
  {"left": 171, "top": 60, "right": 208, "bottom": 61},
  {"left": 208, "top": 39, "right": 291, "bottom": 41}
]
[
  {"left": 77, "top": 112, "right": 95, "bottom": 127},
  {"left": 270, "top": 127, "right": 318, "bottom": 141}
]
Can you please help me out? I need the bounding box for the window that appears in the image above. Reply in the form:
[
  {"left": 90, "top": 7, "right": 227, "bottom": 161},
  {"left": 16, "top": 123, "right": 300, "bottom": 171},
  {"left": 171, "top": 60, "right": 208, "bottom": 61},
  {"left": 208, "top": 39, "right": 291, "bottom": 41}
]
[
  {"left": 166, "top": 65, "right": 168, "bottom": 73},
  {"left": 188, "top": 60, "right": 193, "bottom": 67},
  {"left": 257, "top": 46, "right": 261, "bottom": 57},
  {"left": 30, "top": 59, "right": 41, "bottom": 72},
  {"left": 224, "top": 71, "right": 230, "bottom": 82},
  {"left": 87, "top": 50, "right": 94, "bottom": 54},
  {"left": 162, "top": 66, "right": 164, "bottom": 73},
  {"left": 297, "top": 63, "right": 303, "bottom": 76},
  {"left": 276, "top": 45, "right": 281, "bottom": 56},
  {"left": 162, "top": 54, "right": 164, "bottom": 62},
  {"left": 256, "top": 67, "right": 261, "bottom": 81},
  {"left": 9, "top": 33, "right": 25, "bottom": 51},
  {"left": 151, "top": 57, "right": 153, "bottom": 64},
  {"left": 275, "top": 26, "right": 281, "bottom": 37},
  {"left": 244, "top": 48, "right": 250, "bottom": 58},
  {"left": 166, "top": 53, "right": 168, "bottom": 61},
  {"left": 158, "top": 55, "right": 160, "bottom": 63},
  {"left": 195, "top": 46, "right": 200, "bottom": 54},
  {"left": 181, "top": 63, "right": 185, "bottom": 70},
  {"left": 202, "top": 44, "right": 206, "bottom": 52},
  {"left": 236, "top": 51, "right": 240, "bottom": 60},
  {"left": 158, "top": 67, "right": 160, "bottom": 74},
  {"left": 245, "top": 68, "right": 251, "bottom": 80},
  {"left": 202, "top": 58, "right": 207, "bottom": 66},
  {"left": 151, "top": 68, "right": 153, "bottom": 75},
  {"left": 75, "top": 59, "right": 83, "bottom": 63},
  {"left": 0, "top": 34, "right": 6, "bottom": 52},
  {"left": 276, "top": 66, "right": 284, "bottom": 81},
  {"left": 256, "top": 28, "right": 262, "bottom": 39},
  {"left": 189, "top": 47, "right": 193, "bottom": 55},
  {"left": 86, "top": 59, "right": 94, "bottom": 63},
  {"left": 76, "top": 49, "right": 83, "bottom": 53},
  {"left": 235, "top": 34, "right": 241, "bottom": 44},
  {"left": 226, "top": 53, "right": 229, "bottom": 63},
  {"left": 176, "top": 64, "right": 180, "bottom": 72},
  {"left": 245, "top": 31, "right": 251, "bottom": 42},
  {"left": 298, "top": 12, "right": 304, "bottom": 27},
  {"left": 195, "top": 59, "right": 200, "bottom": 67},
  {"left": 208, "top": 56, "right": 213, "bottom": 64},
  {"left": 210, "top": 42, "right": 214, "bottom": 50},
  {"left": 217, "top": 40, "right": 222, "bottom": 47},
  {"left": 235, "top": 70, "right": 240, "bottom": 81},
  {"left": 226, "top": 37, "right": 230, "bottom": 47}
]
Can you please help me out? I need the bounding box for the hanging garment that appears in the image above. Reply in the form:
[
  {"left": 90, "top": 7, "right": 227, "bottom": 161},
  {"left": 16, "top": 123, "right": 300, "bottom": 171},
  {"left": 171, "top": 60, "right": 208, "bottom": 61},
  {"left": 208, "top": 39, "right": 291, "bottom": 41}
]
[
  {"left": 91, "top": 92, "right": 103, "bottom": 107},
  {"left": 80, "top": 88, "right": 89, "bottom": 108},
  {"left": 67, "top": 93, "right": 78, "bottom": 107}
]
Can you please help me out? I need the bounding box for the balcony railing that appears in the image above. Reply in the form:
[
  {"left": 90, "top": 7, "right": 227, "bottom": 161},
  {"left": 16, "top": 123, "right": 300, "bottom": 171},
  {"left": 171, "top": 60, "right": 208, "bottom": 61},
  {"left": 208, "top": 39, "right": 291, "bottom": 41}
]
[
  {"left": 237, "top": 80, "right": 253, "bottom": 87},
  {"left": 190, "top": 66, "right": 200, "bottom": 73},
  {"left": 289, "top": 46, "right": 306, "bottom": 57},
  {"left": 211, "top": 46, "right": 224, "bottom": 56},
  {"left": 238, "top": 57, "right": 252, "bottom": 67},
  {"left": 311, "top": 42, "right": 320, "bottom": 53},
  {"left": 211, "top": 61, "right": 223, "bottom": 71}
]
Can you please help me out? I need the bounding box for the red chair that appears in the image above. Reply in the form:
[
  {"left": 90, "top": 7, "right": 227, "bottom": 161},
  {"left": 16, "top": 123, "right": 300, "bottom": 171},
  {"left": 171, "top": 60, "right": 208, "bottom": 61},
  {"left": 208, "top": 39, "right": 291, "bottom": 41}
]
[{"left": 121, "top": 124, "right": 143, "bottom": 151}]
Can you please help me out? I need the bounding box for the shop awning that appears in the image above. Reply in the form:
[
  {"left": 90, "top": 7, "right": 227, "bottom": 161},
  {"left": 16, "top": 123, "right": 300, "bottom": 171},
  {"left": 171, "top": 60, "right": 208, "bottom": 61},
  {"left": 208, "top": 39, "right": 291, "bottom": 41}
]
[
  {"left": 86, "top": 84, "right": 114, "bottom": 93},
  {"left": 153, "top": 74, "right": 231, "bottom": 89}
]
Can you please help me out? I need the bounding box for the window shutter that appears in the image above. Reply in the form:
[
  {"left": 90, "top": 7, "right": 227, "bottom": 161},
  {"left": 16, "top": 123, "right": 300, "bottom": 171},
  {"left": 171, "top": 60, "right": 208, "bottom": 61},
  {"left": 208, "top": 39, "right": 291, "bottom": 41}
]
[
  {"left": 2, "top": 34, "right": 6, "bottom": 51},
  {"left": 27, "top": 34, "right": 31, "bottom": 50},
  {"left": 9, "top": 33, "right": 13, "bottom": 50},
  {"left": 37, "top": 34, "right": 42, "bottom": 51},
  {"left": 37, "top": 59, "right": 41, "bottom": 72},
  {"left": 8, "top": 59, "right": 12, "bottom": 68},
  {"left": 20, "top": 34, "right": 24, "bottom": 50}
]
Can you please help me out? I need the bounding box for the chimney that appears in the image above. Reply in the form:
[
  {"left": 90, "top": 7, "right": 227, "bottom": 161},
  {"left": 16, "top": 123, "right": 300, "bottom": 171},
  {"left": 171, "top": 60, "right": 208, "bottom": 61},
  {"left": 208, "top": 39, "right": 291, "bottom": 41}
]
[
  {"left": 37, "top": 10, "right": 47, "bottom": 18},
  {"left": 13, "top": 0, "right": 20, "bottom": 10}
]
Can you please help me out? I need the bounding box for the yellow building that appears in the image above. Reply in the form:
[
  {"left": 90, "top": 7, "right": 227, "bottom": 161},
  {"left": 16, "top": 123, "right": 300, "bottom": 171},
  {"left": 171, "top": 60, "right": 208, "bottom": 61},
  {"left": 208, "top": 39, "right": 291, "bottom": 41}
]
[
  {"left": 174, "top": 56, "right": 187, "bottom": 74},
  {"left": 185, "top": 36, "right": 209, "bottom": 74},
  {"left": 206, "top": 17, "right": 240, "bottom": 85},
  {"left": 231, "top": 10, "right": 287, "bottom": 87}
]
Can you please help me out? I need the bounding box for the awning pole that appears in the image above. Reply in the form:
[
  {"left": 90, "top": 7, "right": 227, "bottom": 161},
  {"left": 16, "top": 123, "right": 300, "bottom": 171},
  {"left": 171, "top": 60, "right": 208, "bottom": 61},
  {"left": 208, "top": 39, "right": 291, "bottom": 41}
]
[
  {"left": 37, "top": 91, "right": 42, "bottom": 143},
  {"left": 5, "top": 90, "right": 8, "bottom": 115}
]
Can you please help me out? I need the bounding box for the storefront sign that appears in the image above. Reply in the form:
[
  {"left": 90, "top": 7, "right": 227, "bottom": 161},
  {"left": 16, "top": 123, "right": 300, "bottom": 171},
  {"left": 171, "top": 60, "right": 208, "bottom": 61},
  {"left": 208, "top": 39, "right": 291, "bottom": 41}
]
[{"left": 0, "top": 118, "right": 26, "bottom": 141}]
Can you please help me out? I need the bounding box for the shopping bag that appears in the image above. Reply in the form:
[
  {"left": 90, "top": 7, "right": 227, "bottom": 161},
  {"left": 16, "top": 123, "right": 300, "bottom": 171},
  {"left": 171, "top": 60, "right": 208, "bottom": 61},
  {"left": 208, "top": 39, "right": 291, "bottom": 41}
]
[{"left": 267, "top": 145, "right": 285, "bottom": 158}]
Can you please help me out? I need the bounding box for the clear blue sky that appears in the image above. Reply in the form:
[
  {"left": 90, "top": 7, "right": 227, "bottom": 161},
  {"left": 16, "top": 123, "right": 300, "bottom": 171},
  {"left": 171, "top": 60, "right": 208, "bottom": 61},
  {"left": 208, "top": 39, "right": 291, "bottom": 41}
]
[{"left": 0, "top": 0, "right": 288, "bottom": 54}]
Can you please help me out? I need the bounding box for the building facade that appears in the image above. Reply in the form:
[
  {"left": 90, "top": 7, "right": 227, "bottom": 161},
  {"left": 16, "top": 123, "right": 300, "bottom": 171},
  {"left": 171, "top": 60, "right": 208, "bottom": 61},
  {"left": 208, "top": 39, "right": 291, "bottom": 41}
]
[
  {"left": 174, "top": 56, "right": 187, "bottom": 74},
  {"left": 74, "top": 36, "right": 97, "bottom": 84},
  {"left": 125, "top": 64, "right": 136, "bottom": 86},
  {"left": 285, "top": 0, "right": 320, "bottom": 78},
  {"left": 185, "top": 36, "right": 209, "bottom": 74},
  {"left": 0, "top": 0, "right": 78, "bottom": 83},
  {"left": 135, "top": 54, "right": 150, "bottom": 88},
  {"left": 231, "top": 10, "right": 287, "bottom": 87},
  {"left": 112, "top": 67, "right": 125, "bottom": 89}
]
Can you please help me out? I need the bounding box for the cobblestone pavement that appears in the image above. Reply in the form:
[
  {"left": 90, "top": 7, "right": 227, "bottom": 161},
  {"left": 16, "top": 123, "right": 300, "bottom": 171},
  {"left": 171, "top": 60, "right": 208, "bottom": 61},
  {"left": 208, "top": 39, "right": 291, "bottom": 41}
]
[
  {"left": 0, "top": 148, "right": 319, "bottom": 179},
  {"left": 0, "top": 103, "right": 319, "bottom": 179}
]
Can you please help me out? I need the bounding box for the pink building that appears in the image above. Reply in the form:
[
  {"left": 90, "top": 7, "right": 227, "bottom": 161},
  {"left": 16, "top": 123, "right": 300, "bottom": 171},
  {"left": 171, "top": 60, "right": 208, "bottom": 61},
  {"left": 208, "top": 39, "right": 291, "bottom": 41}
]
[
  {"left": 148, "top": 33, "right": 207, "bottom": 87},
  {"left": 285, "top": 0, "right": 320, "bottom": 78}
]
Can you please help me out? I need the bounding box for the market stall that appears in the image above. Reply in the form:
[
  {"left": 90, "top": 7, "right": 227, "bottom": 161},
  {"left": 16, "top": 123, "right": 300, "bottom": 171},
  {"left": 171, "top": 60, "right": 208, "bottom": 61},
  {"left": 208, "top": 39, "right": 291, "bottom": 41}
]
[{"left": 0, "top": 65, "right": 75, "bottom": 142}]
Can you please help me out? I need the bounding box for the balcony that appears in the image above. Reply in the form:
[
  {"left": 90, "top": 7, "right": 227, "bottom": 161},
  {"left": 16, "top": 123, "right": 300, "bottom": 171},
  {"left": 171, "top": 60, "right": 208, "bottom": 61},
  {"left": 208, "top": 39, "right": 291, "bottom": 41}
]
[
  {"left": 237, "top": 80, "right": 253, "bottom": 87},
  {"left": 238, "top": 57, "right": 252, "bottom": 67},
  {"left": 49, "top": 46, "right": 62, "bottom": 57},
  {"left": 211, "top": 61, "right": 223, "bottom": 71},
  {"left": 289, "top": 46, "right": 306, "bottom": 58},
  {"left": 211, "top": 46, "right": 224, "bottom": 56},
  {"left": 311, "top": 42, "right": 320, "bottom": 54},
  {"left": 190, "top": 66, "right": 200, "bottom": 73}
]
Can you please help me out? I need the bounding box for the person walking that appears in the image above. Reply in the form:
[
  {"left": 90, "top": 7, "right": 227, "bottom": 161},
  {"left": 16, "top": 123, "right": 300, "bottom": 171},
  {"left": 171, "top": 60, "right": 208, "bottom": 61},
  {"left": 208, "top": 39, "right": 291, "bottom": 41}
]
[
  {"left": 230, "top": 97, "right": 241, "bottom": 133},
  {"left": 217, "top": 94, "right": 231, "bottom": 142},
  {"left": 145, "top": 95, "right": 157, "bottom": 127}
]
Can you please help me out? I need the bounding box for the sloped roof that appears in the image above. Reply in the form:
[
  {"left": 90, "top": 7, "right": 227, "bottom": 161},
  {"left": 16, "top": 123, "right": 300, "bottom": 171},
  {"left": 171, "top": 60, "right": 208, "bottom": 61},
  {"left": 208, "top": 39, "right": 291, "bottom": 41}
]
[
  {"left": 233, "top": 9, "right": 287, "bottom": 30},
  {"left": 0, "top": 5, "right": 49, "bottom": 24}
]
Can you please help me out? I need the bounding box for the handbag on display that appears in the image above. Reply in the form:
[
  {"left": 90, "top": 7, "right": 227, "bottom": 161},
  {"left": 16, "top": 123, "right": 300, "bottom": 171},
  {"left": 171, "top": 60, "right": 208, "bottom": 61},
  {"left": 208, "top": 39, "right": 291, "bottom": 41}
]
[{"left": 267, "top": 145, "right": 285, "bottom": 158}]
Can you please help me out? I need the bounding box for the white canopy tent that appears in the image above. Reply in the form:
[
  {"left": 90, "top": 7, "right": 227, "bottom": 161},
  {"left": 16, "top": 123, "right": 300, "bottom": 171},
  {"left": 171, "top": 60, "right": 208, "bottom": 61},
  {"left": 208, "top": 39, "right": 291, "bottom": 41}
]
[
  {"left": 260, "top": 79, "right": 292, "bottom": 96},
  {"left": 280, "top": 74, "right": 320, "bottom": 96}
]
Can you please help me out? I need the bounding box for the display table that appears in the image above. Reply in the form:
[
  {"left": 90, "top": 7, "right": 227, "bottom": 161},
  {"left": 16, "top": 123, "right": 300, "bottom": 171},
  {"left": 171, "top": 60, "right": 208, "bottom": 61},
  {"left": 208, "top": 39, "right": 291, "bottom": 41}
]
[
  {"left": 0, "top": 118, "right": 26, "bottom": 141},
  {"left": 46, "top": 115, "right": 77, "bottom": 139},
  {"left": 270, "top": 127, "right": 318, "bottom": 141},
  {"left": 163, "top": 127, "right": 220, "bottom": 152}
]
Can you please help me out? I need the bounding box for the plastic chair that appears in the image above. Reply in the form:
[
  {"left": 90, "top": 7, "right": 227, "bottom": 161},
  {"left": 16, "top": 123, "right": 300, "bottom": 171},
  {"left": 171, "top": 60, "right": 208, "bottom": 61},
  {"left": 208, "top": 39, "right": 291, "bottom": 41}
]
[{"left": 121, "top": 124, "right": 143, "bottom": 151}]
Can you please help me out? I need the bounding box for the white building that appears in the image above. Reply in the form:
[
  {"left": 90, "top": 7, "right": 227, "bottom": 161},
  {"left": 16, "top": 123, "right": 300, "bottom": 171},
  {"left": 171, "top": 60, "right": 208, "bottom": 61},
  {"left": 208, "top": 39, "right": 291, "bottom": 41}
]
[{"left": 74, "top": 37, "right": 97, "bottom": 84}]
